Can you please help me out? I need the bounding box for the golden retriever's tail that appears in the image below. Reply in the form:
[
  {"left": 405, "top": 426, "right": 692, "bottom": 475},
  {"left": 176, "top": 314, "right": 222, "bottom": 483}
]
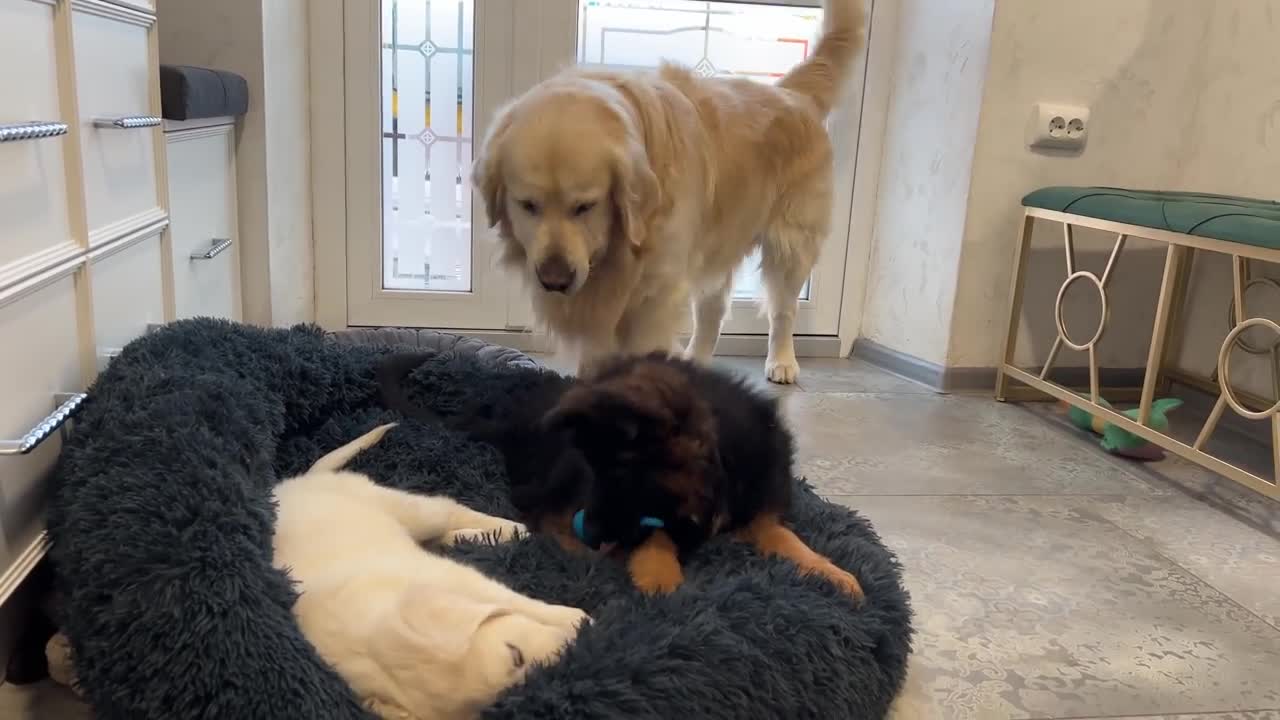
[
  {"left": 309, "top": 423, "right": 397, "bottom": 474},
  {"left": 778, "top": 0, "right": 866, "bottom": 116}
]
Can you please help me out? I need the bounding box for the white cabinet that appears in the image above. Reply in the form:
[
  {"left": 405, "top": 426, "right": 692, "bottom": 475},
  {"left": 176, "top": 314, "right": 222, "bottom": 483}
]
[
  {"left": 165, "top": 120, "right": 241, "bottom": 321},
  {"left": 0, "top": 0, "right": 240, "bottom": 645},
  {"left": 71, "top": 1, "right": 164, "bottom": 245},
  {"left": 90, "top": 231, "right": 167, "bottom": 362},
  {"left": 0, "top": 271, "right": 88, "bottom": 606},
  {"left": 0, "top": 0, "right": 77, "bottom": 279}
]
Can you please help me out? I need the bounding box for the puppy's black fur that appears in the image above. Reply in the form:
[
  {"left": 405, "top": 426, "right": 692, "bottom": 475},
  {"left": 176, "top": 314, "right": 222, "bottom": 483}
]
[{"left": 376, "top": 352, "right": 591, "bottom": 535}]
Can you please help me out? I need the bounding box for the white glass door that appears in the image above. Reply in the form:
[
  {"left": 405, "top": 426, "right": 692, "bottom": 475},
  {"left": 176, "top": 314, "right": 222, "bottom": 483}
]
[
  {"left": 344, "top": 0, "right": 518, "bottom": 328},
  {"left": 340, "top": 0, "right": 864, "bottom": 336}
]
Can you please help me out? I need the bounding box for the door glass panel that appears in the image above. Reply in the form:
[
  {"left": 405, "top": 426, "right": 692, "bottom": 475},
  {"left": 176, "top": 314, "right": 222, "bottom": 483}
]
[
  {"left": 382, "top": 0, "right": 475, "bottom": 292},
  {"left": 577, "top": 0, "right": 822, "bottom": 300}
]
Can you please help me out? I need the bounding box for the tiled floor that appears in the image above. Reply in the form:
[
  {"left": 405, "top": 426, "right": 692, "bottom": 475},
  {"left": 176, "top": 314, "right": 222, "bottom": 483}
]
[{"left": 3, "top": 356, "right": 1278, "bottom": 719}]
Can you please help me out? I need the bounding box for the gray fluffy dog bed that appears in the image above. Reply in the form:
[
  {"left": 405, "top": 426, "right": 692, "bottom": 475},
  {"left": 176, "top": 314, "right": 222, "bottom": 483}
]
[{"left": 47, "top": 319, "right": 913, "bottom": 719}]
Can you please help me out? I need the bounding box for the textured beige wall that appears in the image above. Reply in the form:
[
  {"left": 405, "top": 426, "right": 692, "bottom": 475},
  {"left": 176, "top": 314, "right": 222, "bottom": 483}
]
[
  {"left": 947, "top": 0, "right": 1280, "bottom": 395},
  {"left": 858, "top": 0, "right": 997, "bottom": 366}
]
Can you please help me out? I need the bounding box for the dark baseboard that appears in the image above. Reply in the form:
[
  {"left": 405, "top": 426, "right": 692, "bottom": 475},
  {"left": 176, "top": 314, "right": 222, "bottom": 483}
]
[{"left": 850, "top": 339, "right": 1145, "bottom": 394}]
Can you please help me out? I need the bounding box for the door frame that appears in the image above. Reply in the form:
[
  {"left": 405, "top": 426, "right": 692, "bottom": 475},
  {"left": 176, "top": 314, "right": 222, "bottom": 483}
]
[{"left": 311, "top": 0, "right": 897, "bottom": 357}]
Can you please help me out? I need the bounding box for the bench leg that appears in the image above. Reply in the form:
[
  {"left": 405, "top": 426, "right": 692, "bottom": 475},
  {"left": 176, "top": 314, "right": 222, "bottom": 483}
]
[
  {"left": 1156, "top": 248, "right": 1195, "bottom": 394},
  {"left": 1138, "top": 245, "right": 1188, "bottom": 425},
  {"left": 995, "top": 213, "right": 1035, "bottom": 401}
]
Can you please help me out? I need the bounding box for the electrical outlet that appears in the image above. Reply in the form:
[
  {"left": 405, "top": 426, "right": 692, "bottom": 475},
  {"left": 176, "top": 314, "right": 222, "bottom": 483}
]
[{"left": 1027, "top": 103, "right": 1090, "bottom": 151}]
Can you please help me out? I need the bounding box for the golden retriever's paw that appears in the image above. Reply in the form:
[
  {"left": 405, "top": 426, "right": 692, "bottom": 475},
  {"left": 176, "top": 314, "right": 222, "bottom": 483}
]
[
  {"left": 681, "top": 343, "right": 714, "bottom": 365},
  {"left": 445, "top": 522, "right": 526, "bottom": 545},
  {"left": 765, "top": 356, "right": 800, "bottom": 384},
  {"left": 542, "top": 604, "right": 592, "bottom": 633},
  {"left": 491, "top": 520, "right": 528, "bottom": 543}
]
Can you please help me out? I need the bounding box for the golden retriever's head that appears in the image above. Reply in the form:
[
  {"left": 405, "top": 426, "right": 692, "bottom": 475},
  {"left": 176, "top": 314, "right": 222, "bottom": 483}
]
[
  {"left": 363, "top": 587, "right": 584, "bottom": 718},
  {"left": 473, "top": 79, "right": 658, "bottom": 295}
]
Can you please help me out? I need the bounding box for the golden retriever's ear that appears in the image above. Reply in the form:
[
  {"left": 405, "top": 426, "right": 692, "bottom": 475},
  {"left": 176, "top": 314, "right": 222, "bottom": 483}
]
[
  {"left": 611, "top": 140, "right": 660, "bottom": 252},
  {"left": 472, "top": 103, "right": 516, "bottom": 230}
]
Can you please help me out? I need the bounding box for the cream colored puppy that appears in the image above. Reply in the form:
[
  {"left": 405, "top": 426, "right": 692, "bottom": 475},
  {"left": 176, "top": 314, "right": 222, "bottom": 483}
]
[
  {"left": 273, "top": 424, "right": 588, "bottom": 720},
  {"left": 473, "top": 0, "right": 865, "bottom": 383}
]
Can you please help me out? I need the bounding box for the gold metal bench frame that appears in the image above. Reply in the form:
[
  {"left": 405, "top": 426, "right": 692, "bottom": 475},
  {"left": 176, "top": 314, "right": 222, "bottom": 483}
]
[{"left": 995, "top": 207, "right": 1280, "bottom": 500}]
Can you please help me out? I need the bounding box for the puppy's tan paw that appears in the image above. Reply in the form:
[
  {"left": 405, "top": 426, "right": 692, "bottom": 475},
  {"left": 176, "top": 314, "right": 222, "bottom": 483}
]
[
  {"left": 818, "top": 563, "right": 865, "bottom": 601},
  {"left": 629, "top": 560, "right": 684, "bottom": 595}
]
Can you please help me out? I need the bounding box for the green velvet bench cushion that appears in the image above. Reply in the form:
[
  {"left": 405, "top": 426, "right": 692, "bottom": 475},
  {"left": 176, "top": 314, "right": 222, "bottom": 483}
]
[{"left": 1023, "top": 186, "right": 1280, "bottom": 251}]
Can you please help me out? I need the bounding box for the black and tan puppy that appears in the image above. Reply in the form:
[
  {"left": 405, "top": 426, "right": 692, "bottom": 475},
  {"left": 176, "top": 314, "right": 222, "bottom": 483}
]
[
  {"left": 378, "top": 352, "right": 863, "bottom": 600},
  {"left": 545, "top": 354, "right": 863, "bottom": 599}
]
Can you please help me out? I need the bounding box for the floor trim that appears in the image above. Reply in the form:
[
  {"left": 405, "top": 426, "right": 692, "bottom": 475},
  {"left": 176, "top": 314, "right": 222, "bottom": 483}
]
[
  {"left": 345, "top": 328, "right": 844, "bottom": 358},
  {"left": 851, "top": 339, "right": 1147, "bottom": 394}
]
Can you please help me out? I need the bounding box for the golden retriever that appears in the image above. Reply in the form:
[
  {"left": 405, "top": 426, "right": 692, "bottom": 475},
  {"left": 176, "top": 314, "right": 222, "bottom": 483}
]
[
  {"left": 472, "top": 0, "right": 865, "bottom": 383},
  {"left": 273, "top": 424, "right": 588, "bottom": 720}
]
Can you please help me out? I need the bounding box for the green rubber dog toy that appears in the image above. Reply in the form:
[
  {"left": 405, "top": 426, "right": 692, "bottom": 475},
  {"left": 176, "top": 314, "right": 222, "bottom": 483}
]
[{"left": 1066, "top": 397, "right": 1182, "bottom": 460}]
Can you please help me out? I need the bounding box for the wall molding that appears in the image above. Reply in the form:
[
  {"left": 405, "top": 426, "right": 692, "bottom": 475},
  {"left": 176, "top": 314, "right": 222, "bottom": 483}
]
[
  {"left": 87, "top": 213, "right": 168, "bottom": 262},
  {"left": 88, "top": 206, "right": 169, "bottom": 249},
  {"left": 0, "top": 241, "right": 82, "bottom": 301},
  {"left": 71, "top": 0, "right": 154, "bottom": 28},
  {"left": 0, "top": 532, "right": 50, "bottom": 607},
  {"left": 0, "top": 252, "right": 85, "bottom": 308},
  {"left": 163, "top": 120, "right": 235, "bottom": 142}
]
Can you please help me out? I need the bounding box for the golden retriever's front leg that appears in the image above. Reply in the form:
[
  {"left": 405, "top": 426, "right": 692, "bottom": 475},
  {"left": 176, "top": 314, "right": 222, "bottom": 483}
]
[
  {"left": 685, "top": 276, "right": 733, "bottom": 363},
  {"left": 761, "top": 228, "right": 820, "bottom": 384},
  {"left": 616, "top": 292, "right": 687, "bottom": 360}
]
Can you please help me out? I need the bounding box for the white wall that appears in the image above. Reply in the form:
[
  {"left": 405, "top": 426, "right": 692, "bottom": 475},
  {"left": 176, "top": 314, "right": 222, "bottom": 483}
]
[
  {"left": 858, "top": 0, "right": 996, "bottom": 366},
  {"left": 157, "top": 0, "right": 314, "bottom": 326},
  {"left": 947, "top": 0, "right": 1280, "bottom": 393}
]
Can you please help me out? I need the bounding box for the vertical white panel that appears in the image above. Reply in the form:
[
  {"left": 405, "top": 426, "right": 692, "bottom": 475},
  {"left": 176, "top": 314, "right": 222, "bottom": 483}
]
[
  {"left": 397, "top": 0, "right": 427, "bottom": 47},
  {"left": 382, "top": 48, "right": 394, "bottom": 132},
  {"left": 382, "top": 138, "right": 395, "bottom": 255},
  {"left": 459, "top": 1, "right": 474, "bottom": 226},
  {"left": 395, "top": 41, "right": 428, "bottom": 283},
  {"left": 429, "top": 49, "right": 459, "bottom": 218},
  {"left": 428, "top": 0, "right": 465, "bottom": 289},
  {"left": 429, "top": 0, "right": 459, "bottom": 47},
  {"left": 380, "top": 0, "right": 394, "bottom": 47}
]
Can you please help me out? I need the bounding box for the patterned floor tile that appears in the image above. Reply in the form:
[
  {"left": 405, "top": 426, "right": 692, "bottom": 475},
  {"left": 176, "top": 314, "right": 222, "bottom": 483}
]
[
  {"left": 790, "top": 394, "right": 1167, "bottom": 497},
  {"left": 839, "top": 494, "right": 1280, "bottom": 720}
]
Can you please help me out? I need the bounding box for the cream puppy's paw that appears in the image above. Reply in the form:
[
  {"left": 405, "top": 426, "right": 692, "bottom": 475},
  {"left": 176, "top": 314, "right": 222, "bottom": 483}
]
[{"left": 444, "top": 521, "right": 527, "bottom": 546}]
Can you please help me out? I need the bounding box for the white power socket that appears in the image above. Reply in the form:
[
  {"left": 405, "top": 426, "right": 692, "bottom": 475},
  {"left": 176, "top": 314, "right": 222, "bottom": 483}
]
[{"left": 1027, "top": 103, "right": 1090, "bottom": 151}]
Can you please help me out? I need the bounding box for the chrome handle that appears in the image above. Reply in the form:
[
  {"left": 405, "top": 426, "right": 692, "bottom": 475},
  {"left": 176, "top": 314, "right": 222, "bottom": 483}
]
[
  {"left": 97, "top": 349, "right": 122, "bottom": 371},
  {"left": 0, "top": 121, "right": 69, "bottom": 143},
  {"left": 191, "top": 238, "right": 233, "bottom": 260},
  {"left": 93, "top": 115, "right": 162, "bottom": 130},
  {"left": 0, "top": 393, "right": 87, "bottom": 456}
]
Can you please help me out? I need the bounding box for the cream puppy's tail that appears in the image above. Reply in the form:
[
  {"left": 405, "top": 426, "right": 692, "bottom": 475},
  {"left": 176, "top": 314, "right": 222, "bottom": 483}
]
[
  {"left": 778, "top": 0, "right": 866, "bottom": 116},
  {"left": 308, "top": 423, "right": 398, "bottom": 474}
]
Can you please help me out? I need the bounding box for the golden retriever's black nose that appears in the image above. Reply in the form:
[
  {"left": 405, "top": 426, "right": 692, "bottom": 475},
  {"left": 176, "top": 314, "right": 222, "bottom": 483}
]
[{"left": 536, "top": 256, "right": 575, "bottom": 293}]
